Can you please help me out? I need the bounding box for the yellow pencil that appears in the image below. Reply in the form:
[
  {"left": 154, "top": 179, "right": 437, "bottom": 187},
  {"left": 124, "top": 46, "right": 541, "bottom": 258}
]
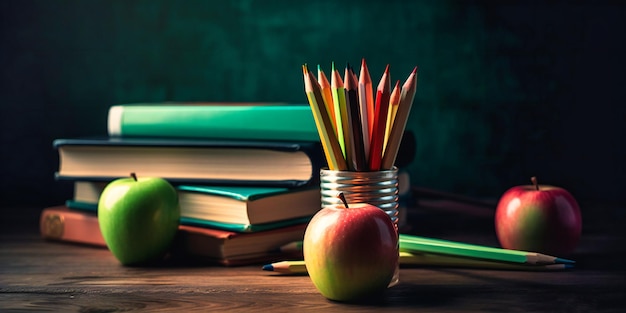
[
  {"left": 383, "top": 80, "right": 401, "bottom": 153},
  {"left": 302, "top": 65, "right": 347, "bottom": 171},
  {"left": 381, "top": 66, "right": 418, "bottom": 170},
  {"left": 262, "top": 261, "right": 307, "bottom": 275}
]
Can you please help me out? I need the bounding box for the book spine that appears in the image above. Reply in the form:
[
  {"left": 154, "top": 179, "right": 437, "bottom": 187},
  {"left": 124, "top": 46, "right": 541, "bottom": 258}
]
[
  {"left": 40, "top": 207, "right": 107, "bottom": 247},
  {"left": 108, "top": 105, "right": 321, "bottom": 142}
]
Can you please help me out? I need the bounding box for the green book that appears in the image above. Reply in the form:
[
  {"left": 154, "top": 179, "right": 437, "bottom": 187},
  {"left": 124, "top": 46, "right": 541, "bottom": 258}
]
[
  {"left": 107, "top": 103, "right": 320, "bottom": 142},
  {"left": 67, "top": 181, "right": 322, "bottom": 232}
]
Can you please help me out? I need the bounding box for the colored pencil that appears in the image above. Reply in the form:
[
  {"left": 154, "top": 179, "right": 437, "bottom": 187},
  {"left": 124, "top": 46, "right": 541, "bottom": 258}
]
[
  {"left": 398, "top": 252, "right": 573, "bottom": 271},
  {"left": 302, "top": 64, "right": 347, "bottom": 171},
  {"left": 384, "top": 80, "right": 401, "bottom": 153},
  {"left": 276, "top": 241, "right": 303, "bottom": 253},
  {"left": 262, "top": 261, "right": 307, "bottom": 275},
  {"left": 317, "top": 65, "right": 337, "bottom": 133},
  {"left": 331, "top": 62, "right": 349, "bottom": 160},
  {"left": 344, "top": 64, "right": 366, "bottom": 171},
  {"left": 398, "top": 234, "right": 575, "bottom": 265},
  {"left": 368, "top": 64, "right": 391, "bottom": 171},
  {"left": 358, "top": 58, "right": 374, "bottom": 162},
  {"left": 381, "top": 66, "right": 418, "bottom": 170}
]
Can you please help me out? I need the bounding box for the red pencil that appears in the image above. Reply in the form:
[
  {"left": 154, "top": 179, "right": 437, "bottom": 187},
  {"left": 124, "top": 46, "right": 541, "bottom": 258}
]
[
  {"left": 368, "top": 64, "right": 391, "bottom": 171},
  {"left": 358, "top": 58, "right": 374, "bottom": 162}
]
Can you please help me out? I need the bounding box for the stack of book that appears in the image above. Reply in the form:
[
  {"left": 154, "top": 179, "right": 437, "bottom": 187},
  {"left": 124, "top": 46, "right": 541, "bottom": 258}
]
[{"left": 41, "top": 103, "right": 329, "bottom": 265}]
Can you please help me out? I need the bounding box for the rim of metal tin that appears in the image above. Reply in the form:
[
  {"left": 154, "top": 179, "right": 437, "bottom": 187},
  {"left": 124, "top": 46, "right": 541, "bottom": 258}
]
[{"left": 320, "top": 166, "right": 398, "bottom": 178}]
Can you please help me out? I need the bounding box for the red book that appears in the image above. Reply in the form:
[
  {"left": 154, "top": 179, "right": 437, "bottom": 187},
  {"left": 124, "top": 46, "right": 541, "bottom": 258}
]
[
  {"left": 40, "top": 205, "right": 106, "bottom": 247},
  {"left": 172, "top": 224, "right": 305, "bottom": 266},
  {"left": 39, "top": 206, "right": 305, "bottom": 265}
]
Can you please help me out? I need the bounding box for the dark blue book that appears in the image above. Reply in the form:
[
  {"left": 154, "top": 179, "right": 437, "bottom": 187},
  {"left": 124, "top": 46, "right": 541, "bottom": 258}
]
[{"left": 53, "top": 137, "right": 325, "bottom": 188}]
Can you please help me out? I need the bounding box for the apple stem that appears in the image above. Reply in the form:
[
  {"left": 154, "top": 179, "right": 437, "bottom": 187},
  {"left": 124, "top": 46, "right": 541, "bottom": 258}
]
[
  {"left": 131, "top": 172, "right": 138, "bottom": 181},
  {"left": 531, "top": 176, "right": 539, "bottom": 190},
  {"left": 337, "top": 192, "right": 349, "bottom": 209}
]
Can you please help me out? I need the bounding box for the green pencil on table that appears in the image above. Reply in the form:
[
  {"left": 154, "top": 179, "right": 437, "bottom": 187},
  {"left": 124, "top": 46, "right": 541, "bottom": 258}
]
[{"left": 398, "top": 234, "right": 574, "bottom": 265}]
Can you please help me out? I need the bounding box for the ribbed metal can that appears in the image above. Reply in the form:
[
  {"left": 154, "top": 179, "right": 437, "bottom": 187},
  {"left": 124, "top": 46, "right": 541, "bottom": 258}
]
[{"left": 320, "top": 167, "right": 399, "bottom": 226}]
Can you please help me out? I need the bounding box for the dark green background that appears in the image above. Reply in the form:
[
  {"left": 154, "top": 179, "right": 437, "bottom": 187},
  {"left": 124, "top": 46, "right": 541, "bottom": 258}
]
[{"left": 1, "top": 1, "right": 625, "bottom": 209}]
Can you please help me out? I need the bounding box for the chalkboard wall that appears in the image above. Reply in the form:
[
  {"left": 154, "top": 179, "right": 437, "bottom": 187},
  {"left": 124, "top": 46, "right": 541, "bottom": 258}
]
[{"left": 1, "top": 1, "right": 625, "bottom": 209}]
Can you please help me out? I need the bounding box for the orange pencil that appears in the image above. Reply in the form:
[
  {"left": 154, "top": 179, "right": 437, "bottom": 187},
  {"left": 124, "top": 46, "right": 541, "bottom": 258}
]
[
  {"left": 302, "top": 65, "right": 347, "bottom": 171},
  {"left": 368, "top": 64, "right": 391, "bottom": 171},
  {"left": 358, "top": 58, "right": 374, "bottom": 162},
  {"left": 384, "top": 80, "right": 401, "bottom": 153},
  {"left": 317, "top": 65, "right": 336, "bottom": 133},
  {"left": 381, "top": 66, "right": 418, "bottom": 170}
]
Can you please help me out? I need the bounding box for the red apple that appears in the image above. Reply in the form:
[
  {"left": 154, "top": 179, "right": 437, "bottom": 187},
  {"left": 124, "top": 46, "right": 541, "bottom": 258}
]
[
  {"left": 303, "top": 193, "right": 398, "bottom": 302},
  {"left": 495, "top": 177, "right": 582, "bottom": 256}
]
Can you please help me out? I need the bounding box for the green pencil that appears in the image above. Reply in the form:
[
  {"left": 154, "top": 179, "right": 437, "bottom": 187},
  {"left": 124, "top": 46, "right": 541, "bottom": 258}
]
[
  {"left": 398, "top": 252, "right": 573, "bottom": 271},
  {"left": 398, "top": 234, "right": 574, "bottom": 265}
]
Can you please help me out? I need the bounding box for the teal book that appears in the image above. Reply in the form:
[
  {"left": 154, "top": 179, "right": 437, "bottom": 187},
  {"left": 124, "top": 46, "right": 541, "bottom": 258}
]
[
  {"left": 107, "top": 103, "right": 320, "bottom": 142},
  {"left": 66, "top": 181, "right": 322, "bottom": 232},
  {"left": 54, "top": 137, "right": 325, "bottom": 187}
]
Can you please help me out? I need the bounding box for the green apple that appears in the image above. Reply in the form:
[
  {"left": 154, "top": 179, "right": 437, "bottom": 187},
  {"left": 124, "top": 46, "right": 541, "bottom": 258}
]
[
  {"left": 303, "top": 193, "right": 398, "bottom": 302},
  {"left": 98, "top": 173, "right": 180, "bottom": 265}
]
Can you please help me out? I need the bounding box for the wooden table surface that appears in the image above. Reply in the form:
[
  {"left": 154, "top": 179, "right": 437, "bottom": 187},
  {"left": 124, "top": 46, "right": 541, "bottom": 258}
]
[{"left": 1, "top": 204, "right": 625, "bottom": 312}]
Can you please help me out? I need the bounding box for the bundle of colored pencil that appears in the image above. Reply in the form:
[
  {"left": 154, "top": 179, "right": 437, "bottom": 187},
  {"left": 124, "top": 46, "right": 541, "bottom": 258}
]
[{"left": 302, "top": 60, "right": 418, "bottom": 172}]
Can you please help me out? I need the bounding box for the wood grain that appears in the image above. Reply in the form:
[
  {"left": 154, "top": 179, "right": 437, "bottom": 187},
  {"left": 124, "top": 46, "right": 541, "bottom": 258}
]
[{"left": 2, "top": 204, "right": 625, "bottom": 312}]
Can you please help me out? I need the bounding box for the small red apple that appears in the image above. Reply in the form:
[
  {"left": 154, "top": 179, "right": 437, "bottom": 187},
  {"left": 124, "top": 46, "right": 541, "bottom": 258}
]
[
  {"left": 495, "top": 177, "right": 582, "bottom": 256},
  {"left": 303, "top": 193, "right": 398, "bottom": 302}
]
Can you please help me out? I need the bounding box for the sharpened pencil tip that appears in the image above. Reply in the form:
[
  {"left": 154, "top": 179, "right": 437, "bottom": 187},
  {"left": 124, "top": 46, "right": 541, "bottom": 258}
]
[
  {"left": 412, "top": 66, "right": 418, "bottom": 74},
  {"left": 317, "top": 64, "right": 321, "bottom": 72},
  {"left": 262, "top": 264, "right": 274, "bottom": 271},
  {"left": 302, "top": 64, "right": 308, "bottom": 75},
  {"left": 555, "top": 257, "right": 576, "bottom": 264},
  {"left": 361, "top": 58, "right": 366, "bottom": 67},
  {"left": 331, "top": 61, "right": 335, "bottom": 71},
  {"left": 385, "top": 64, "right": 390, "bottom": 73}
]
